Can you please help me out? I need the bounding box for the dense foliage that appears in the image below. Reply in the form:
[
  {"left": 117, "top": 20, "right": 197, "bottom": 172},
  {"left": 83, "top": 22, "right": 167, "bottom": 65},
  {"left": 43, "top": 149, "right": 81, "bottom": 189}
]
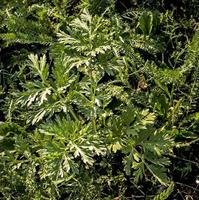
[{"left": 0, "top": 0, "right": 199, "bottom": 199}]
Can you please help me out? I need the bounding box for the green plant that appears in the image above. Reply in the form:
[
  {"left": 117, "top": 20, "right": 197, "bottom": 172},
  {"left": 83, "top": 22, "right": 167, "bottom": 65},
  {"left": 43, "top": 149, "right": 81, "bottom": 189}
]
[{"left": 1, "top": 1, "right": 199, "bottom": 199}]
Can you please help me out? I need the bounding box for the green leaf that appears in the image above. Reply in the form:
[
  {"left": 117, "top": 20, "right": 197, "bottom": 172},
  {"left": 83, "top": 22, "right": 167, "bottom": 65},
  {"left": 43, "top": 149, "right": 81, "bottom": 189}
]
[
  {"left": 153, "top": 182, "right": 174, "bottom": 200},
  {"left": 145, "top": 163, "right": 169, "bottom": 185},
  {"left": 139, "top": 12, "right": 153, "bottom": 35},
  {"left": 111, "top": 141, "right": 122, "bottom": 153}
]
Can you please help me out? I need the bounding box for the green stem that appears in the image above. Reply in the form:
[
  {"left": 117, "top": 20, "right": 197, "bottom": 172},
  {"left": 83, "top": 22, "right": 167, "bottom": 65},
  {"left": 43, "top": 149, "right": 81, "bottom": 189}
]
[{"left": 69, "top": 106, "right": 79, "bottom": 121}]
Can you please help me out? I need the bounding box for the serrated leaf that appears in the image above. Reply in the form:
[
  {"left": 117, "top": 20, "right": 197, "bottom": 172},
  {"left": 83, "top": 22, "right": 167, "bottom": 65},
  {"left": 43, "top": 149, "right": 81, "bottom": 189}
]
[
  {"left": 153, "top": 182, "right": 174, "bottom": 200},
  {"left": 112, "top": 141, "right": 122, "bottom": 153}
]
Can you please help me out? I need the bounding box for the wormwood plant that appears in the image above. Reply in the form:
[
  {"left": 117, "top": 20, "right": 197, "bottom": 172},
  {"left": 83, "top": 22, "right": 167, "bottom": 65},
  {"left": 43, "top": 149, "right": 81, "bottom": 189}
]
[
  {"left": 0, "top": 8, "right": 176, "bottom": 199},
  {"left": 1, "top": 0, "right": 199, "bottom": 199}
]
